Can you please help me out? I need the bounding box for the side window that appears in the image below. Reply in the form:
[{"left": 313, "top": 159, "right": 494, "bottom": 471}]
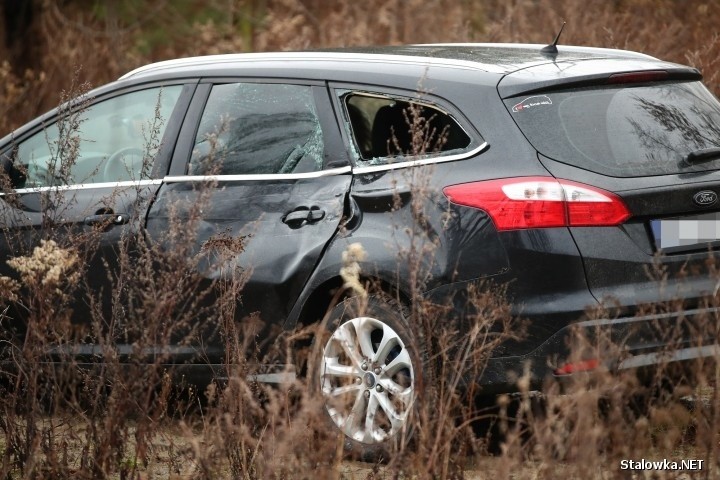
[
  {"left": 11, "top": 86, "right": 182, "bottom": 188},
  {"left": 343, "top": 93, "right": 472, "bottom": 165},
  {"left": 190, "top": 83, "right": 324, "bottom": 175}
]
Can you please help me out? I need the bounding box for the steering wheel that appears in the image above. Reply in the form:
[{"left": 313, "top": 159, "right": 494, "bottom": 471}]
[{"left": 104, "top": 147, "right": 145, "bottom": 182}]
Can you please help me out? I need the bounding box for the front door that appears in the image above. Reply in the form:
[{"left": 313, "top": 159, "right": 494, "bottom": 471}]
[{"left": 0, "top": 84, "right": 190, "bottom": 356}]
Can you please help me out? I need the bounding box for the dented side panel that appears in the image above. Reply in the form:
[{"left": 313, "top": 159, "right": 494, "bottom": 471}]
[{"left": 147, "top": 175, "right": 350, "bottom": 318}]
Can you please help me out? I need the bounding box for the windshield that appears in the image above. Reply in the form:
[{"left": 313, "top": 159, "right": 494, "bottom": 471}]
[{"left": 505, "top": 81, "right": 720, "bottom": 177}]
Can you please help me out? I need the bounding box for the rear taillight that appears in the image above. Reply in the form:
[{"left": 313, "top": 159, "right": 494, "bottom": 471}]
[{"left": 443, "top": 176, "right": 631, "bottom": 231}]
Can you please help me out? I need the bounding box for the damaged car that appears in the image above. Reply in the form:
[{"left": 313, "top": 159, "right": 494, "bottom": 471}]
[{"left": 1, "top": 42, "right": 720, "bottom": 450}]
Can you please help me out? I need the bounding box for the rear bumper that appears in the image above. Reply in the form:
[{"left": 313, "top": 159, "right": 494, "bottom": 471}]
[{"left": 476, "top": 306, "right": 720, "bottom": 394}]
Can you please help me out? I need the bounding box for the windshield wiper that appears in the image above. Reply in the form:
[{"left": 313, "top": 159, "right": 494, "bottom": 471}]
[{"left": 685, "top": 147, "right": 720, "bottom": 165}]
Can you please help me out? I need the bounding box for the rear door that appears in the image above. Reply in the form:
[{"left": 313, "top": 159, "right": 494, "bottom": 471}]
[
  {"left": 145, "top": 80, "right": 351, "bottom": 362},
  {"left": 500, "top": 65, "right": 720, "bottom": 315}
]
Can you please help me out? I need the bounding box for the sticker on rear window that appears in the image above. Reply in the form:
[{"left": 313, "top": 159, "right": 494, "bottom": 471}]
[{"left": 512, "top": 95, "right": 552, "bottom": 113}]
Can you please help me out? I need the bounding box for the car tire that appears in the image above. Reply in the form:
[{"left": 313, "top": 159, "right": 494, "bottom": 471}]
[{"left": 313, "top": 295, "right": 427, "bottom": 458}]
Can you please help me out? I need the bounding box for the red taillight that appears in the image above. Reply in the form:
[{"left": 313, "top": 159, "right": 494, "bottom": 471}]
[{"left": 443, "top": 177, "right": 631, "bottom": 231}]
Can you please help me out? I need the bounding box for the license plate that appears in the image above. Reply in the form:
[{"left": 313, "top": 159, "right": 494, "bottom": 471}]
[{"left": 651, "top": 212, "right": 720, "bottom": 250}]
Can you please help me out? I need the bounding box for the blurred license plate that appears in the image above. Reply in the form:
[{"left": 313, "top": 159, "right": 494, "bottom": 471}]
[{"left": 651, "top": 212, "right": 720, "bottom": 250}]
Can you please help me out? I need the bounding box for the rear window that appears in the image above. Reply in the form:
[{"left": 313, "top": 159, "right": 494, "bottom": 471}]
[{"left": 505, "top": 81, "right": 720, "bottom": 177}]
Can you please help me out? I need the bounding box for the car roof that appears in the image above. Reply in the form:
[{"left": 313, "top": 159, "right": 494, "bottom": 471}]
[{"left": 119, "top": 43, "right": 660, "bottom": 81}]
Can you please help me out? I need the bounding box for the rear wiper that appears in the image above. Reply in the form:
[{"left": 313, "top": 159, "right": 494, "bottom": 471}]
[{"left": 685, "top": 147, "right": 720, "bottom": 165}]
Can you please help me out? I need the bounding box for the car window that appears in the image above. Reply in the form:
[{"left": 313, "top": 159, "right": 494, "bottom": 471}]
[
  {"left": 342, "top": 92, "right": 471, "bottom": 166},
  {"left": 190, "top": 83, "right": 324, "bottom": 175},
  {"left": 504, "top": 81, "right": 720, "bottom": 177},
  {"left": 10, "top": 86, "right": 182, "bottom": 188}
]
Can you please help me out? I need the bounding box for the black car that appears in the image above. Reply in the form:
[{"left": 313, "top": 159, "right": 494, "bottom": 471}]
[{"left": 2, "top": 43, "right": 720, "bottom": 448}]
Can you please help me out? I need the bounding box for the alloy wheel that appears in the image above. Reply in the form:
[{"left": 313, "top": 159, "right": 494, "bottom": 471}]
[{"left": 320, "top": 316, "right": 415, "bottom": 445}]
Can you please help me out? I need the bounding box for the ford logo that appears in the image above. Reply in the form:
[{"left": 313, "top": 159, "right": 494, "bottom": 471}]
[{"left": 693, "top": 190, "right": 718, "bottom": 207}]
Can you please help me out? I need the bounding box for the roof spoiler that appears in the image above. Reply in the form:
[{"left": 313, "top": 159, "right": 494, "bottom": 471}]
[{"left": 498, "top": 66, "right": 702, "bottom": 99}]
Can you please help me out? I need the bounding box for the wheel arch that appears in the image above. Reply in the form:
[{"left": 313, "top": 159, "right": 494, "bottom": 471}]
[{"left": 288, "top": 273, "right": 412, "bottom": 330}]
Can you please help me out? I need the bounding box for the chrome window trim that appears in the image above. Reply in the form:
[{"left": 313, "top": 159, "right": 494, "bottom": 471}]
[
  {"left": 2, "top": 179, "right": 162, "bottom": 195},
  {"left": 351, "top": 142, "right": 488, "bottom": 174},
  {"left": 163, "top": 165, "right": 351, "bottom": 183}
]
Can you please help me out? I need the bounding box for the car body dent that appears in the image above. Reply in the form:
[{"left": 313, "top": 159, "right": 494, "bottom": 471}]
[{"left": 284, "top": 162, "right": 512, "bottom": 330}]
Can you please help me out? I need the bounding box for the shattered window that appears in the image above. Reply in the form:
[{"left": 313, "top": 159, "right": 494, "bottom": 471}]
[
  {"left": 343, "top": 93, "right": 471, "bottom": 166},
  {"left": 190, "top": 83, "right": 324, "bottom": 175}
]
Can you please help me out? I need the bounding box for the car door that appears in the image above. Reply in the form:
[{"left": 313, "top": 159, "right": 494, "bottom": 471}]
[
  {"left": 145, "top": 80, "right": 352, "bottom": 363},
  {"left": 0, "top": 82, "right": 194, "bottom": 354}
]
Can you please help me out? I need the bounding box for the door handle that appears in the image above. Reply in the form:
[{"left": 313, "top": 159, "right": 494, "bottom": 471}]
[
  {"left": 282, "top": 207, "right": 325, "bottom": 227},
  {"left": 307, "top": 208, "right": 325, "bottom": 222},
  {"left": 84, "top": 213, "right": 129, "bottom": 227}
]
